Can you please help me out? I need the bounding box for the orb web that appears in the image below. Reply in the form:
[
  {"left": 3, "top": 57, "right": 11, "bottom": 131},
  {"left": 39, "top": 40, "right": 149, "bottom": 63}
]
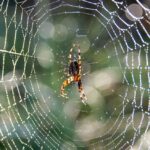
[{"left": 0, "top": 0, "right": 150, "bottom": 149}]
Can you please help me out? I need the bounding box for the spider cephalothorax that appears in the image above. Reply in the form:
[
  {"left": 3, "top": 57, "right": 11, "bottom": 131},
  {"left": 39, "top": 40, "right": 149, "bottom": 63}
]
[{"left": 60, "top": 44, "right": 87, "bottom": 104}]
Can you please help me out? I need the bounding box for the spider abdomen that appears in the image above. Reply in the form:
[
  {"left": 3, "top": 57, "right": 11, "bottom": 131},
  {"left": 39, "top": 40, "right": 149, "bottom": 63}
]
[{"left": 69, "top": 61, "right": 79, "bottom": 75}]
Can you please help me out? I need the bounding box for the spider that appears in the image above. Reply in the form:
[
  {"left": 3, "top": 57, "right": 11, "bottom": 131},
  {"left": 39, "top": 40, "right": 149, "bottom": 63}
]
[{"left": 60, "top": 44, "right": 87, "bottom": 104}]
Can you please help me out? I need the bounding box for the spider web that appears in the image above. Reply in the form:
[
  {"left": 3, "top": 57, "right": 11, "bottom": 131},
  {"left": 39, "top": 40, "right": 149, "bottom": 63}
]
[{"left": 0, "top": 0, "right": 150, "bottom": 149}]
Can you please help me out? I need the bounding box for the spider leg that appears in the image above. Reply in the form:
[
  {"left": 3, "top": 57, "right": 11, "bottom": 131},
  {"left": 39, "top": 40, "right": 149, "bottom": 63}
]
[
  {"left": 67, "top": 47, "right": 73, "bottom": 76},
  {"left": 77, "top": 46, "right": 87, "bottom": 103},
  {"left": 77, "top": 46, "right": 82, "bottom": 76},
  {"left": 69, "top": 47, "right": 73, "bottom": 64},
  {"left": 78, "top": 79, "right": 87, "bottom": 103},
  {"left": 60, "top": 76, "right": 74, "bottom": 98}
]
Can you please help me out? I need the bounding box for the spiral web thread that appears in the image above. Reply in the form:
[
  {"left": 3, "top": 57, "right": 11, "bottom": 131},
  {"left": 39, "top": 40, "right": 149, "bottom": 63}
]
[{"left": 0, "top": 0, "right": 150, "bottom": 149}]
